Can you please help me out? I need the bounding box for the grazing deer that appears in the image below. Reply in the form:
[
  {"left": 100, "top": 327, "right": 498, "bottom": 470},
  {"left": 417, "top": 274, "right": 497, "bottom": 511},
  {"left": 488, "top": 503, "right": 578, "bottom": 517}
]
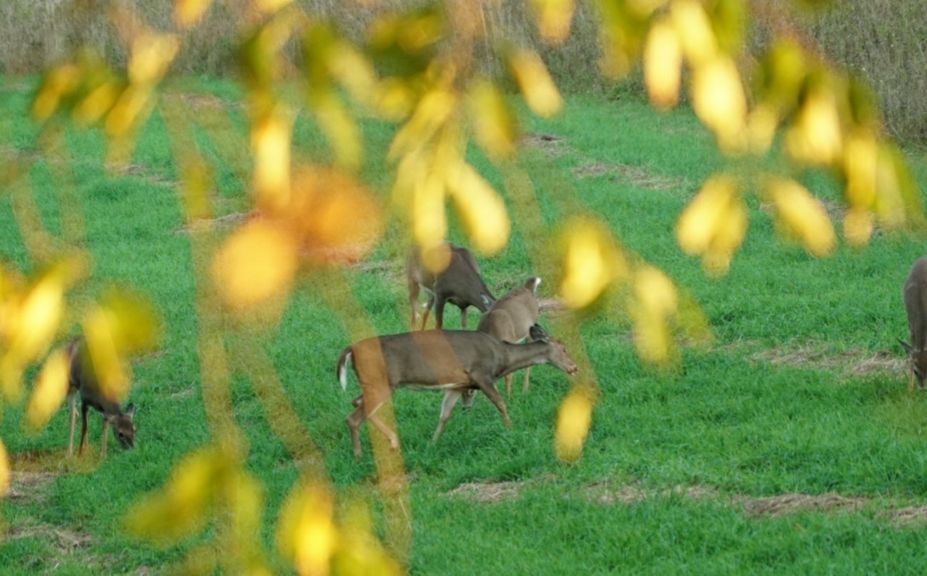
[
  {"left": 902, "top": 256, "right": 927, "bottom": 390},
  {"left": 477, "top": 277, "right": 545, "bottom": 397},
  {"left": 336, "top": 330, "right": 577, "bottom": 457},
  {"left": 66, "top": 340, "right": 136, "bottom": 458},
  {"left": 406, "top": 243, "right": 495, "bottom": 330}
]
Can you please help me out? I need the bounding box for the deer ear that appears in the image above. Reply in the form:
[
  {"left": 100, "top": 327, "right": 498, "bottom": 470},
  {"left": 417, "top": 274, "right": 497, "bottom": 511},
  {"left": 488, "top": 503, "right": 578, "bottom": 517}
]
[
  {"left": 125, "top": 403, "right": 136, "bottom": 419},
  {"left": 481, "top": 294, "right": 494, "bottom": 309},
  {"left": 899, "top": 339, "right": 914, "bottom": 354},
  {"left": 528, "top": 276, "right": 541, "bottom": 293}
]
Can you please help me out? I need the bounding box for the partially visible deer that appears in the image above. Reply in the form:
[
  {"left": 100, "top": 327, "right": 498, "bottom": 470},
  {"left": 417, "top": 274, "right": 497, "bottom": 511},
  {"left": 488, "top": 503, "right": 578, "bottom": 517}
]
[
  {"left": 66, "top": 339, "right": 137, "bottom": 458},
  {"left": 336, "top": 330, "right": 577, "bottom": 457},
  {"left": 406, "top": 243, "right": 495, "bottom": 330},
  {"left": 477, "top": 277, "right": 544, "bottom": 398},
  {"left": 902, "top": 256, "right": 927, "bottom": 390}
]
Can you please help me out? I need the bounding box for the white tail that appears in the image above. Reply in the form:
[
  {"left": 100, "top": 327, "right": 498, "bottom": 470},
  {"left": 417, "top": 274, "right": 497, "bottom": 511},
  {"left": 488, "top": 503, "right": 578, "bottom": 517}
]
[
  {"left": 336, "top": 330, "right": 577, "bottom": 458},
  {"left": 337, "top": 349, "right": 353, "bottom": 391},
  {"left": 406, "top": 243, "right": 495, "bottom": 330},
  {"left": 902, "top": 256, "right": 927, "bottom": 389}
]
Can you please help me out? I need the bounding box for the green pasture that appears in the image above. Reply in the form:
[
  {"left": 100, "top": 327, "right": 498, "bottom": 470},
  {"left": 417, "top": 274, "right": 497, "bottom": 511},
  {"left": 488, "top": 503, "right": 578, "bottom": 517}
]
[{"left": 2, "top": 77, "right": 927, "bottom": 574}]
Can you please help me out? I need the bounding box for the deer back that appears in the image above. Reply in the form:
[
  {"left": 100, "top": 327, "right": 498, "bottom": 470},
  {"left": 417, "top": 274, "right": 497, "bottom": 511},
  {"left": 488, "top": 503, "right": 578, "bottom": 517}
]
[{"left": 477, "top": 277, "right": 541, "bottom": 342}]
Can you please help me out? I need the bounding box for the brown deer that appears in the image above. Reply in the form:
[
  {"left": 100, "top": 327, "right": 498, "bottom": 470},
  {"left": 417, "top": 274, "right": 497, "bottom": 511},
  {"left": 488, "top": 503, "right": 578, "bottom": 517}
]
[
  {"left": 406, "top": 243, "right": 495, "bottom": 330},
  {"left": 336, "top": 330, "right": 577, "bottom": 457},
  {"left": 902, "top": 256, "right": 927, "bottom": 390},
  {"left": 66, "top": 339, "right": 136, "bottom": 458},
  {"left": 477, "top": 276, "right": 545, "bottom": 397}
]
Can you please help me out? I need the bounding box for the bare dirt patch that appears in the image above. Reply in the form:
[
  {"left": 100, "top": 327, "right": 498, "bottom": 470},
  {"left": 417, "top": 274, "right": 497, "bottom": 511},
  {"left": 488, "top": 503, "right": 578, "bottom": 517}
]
[
  {"left": 737, "top": 492, "right": 866, "bottom": 517},
  {"left": 751, "top": 345, "right": 904, "bottom": 377},
  {"left": 175, "top": 211, "right": 251, "bottom": 235},
  {"left": 446, "top": 480, "right": 524, "bottom": 503},
  {"left": 885, "top": 505, "right": 927, "bottom": 525},
  {"left": 584, "top": 482, "right": 718, "bottom": 505},
  {"left": 521, "top": 132, "right": 568, "bottom": 158},
  {"left": 7, "top": 521, "right": 92, "bottom": 552},
  {"left": 572, "top": 161, "right": 683, "bottom": 191}
]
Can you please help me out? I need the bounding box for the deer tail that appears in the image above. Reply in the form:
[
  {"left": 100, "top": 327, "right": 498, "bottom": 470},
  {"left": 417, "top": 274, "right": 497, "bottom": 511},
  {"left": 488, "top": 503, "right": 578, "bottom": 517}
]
[{"left": 336, "top": 347, "right": 353, "bottom": 392}]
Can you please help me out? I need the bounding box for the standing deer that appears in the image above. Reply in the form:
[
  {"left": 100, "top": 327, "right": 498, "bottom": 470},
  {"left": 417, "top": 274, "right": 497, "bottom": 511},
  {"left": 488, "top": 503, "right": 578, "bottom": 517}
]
[
  {"left": 406, "top": 243, "right": 495, "bottom": 330},
  {"left": 477, "top": 277, "right": 545, "bottom": 397},
  {"left": 66, "top": 339, "right": 137, "bottom": 458},
  {"left": 336, "top": 330, "right": 577, "bottom": 457},
  {"left": 902, "top": 256, "right": 927, "bottom": 390}
]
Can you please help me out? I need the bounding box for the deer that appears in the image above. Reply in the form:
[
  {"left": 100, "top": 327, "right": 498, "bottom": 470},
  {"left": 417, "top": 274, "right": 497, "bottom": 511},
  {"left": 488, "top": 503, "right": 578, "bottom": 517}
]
[
  {"left": 65, "top": 339, "right": 137, "bottom": 458},
  {"left": 901, "top": 256, "right": 927, "bottom": 390},
  {"left": 406, "top": 243, "right": 495, "bottom": 330},
  {"left": 335, "top": 330, "right": 577, "bottom": 457},
  {"left": 477, "top": 276, "right": 545, "bottom": 398}
]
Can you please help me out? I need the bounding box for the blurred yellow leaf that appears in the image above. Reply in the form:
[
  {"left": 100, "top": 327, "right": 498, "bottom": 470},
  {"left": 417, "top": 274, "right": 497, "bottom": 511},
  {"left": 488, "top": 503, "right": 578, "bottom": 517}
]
[
  {"left": 25, "top": 346, "right": 71, "bottom": 430},
  {"left": 252, "top": 106, "right": 294, "bottom": 213},
  {"left": 631, "top": 265, "right": 678, "bottom": 364},
  {"left": 308, "top": 90, "right": 362, "bottom": 171},
  {"left": 289, "top": 167, "right": 383, "bottom": 264},
  {"left": 83, "top": 309, "right": 132, "bottom": 403},
  {"left": 277, "top": 482, "right": 337, "bottom": 576},
  {"left": 785, "top": 84, "right": 842, "bottom": 165},
  {"left": 509, "top": 49, "right": 563, "bottom": 118},
  {"left": 212, "top": 220, "right": 299, "bottom": 310},
  {"left": 0, "top": 439, "right": 8, "bottom": 498},
  {"left": 873, "top": 143, "right": 923, "bottom": 229},
  {"left": 676, "top": 173, "right": 746, "bottom": 274},
  {"left": 745, "top": 104, "right": 779, "bottom": 154},
  {"left": 843, "top": 208, "right": 873, "bottom": 247},
  {"left": 466, "top": 80, "right": 518, "bottom": 160},
  {"left": 72, "top": 82, "right": 120, "bottom": 126},
  {"left": 691, "top": 55, "right": 746, "bottom": 151},
  {"left": 254, "top": 0, "right": 293, "bottom": 13},
  {"left": 670, "top": 0, "right": 717, "bottom": 65},
  {"left": 559, "top": 219, "right": 625, "bottom": 309},
  {"left": 129, "top": 33, "right": 179, "bottom": 86},
  {"left": 370, "top": 78, "right": 415, "bottom": 121},
  {"left": 767, "top": 178, "right": 836, "bottom": 256},
  {"left": 644, "top": 18, "right": 682, "bottom": 110},
  {"left": 529, "top": 0, "right": 576, "bottom": 45},
  {"left": 388, "top": 87, "right": 457, "bottom": 161},
  {"left": 446, "top": 163, "right": 510, "bottom": 255},
  {"left": 332, "top": 501, "right": 401, "bottom": 576},
  {"left": 32, "top": 63, "right": 80, "bottom": 121},
  {"left": 105, "top": 85, "right": 153, "bottom": 138},
  {"left": 843, "top": 131, "right": 878, "bottom": 210},
  {"left": 555, "top": 387, "right": 593, "bottom": 462},
  {"left": 8, "top": 273, "right": 64, "bottom": 371},
  {"left": 174, "top": 0, "right": 213, "bottom": 28}
]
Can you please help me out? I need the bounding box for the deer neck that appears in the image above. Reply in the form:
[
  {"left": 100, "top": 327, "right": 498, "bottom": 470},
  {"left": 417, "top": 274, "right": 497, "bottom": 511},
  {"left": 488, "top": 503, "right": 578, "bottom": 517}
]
[{"left": 498, "top": 341, "right": 549, "bottom": 377}]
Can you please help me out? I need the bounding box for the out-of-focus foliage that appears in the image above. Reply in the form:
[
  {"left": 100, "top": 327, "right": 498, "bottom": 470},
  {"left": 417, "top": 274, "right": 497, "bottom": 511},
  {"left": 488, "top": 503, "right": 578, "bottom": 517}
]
[{"left": 2, "top": 0, "right": 923, "bottom": 574}]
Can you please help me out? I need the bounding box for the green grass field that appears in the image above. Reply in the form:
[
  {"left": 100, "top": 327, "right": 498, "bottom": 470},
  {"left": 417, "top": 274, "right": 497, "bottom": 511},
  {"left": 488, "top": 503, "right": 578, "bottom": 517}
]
[{"left": 3, "top": 76, "right": 927, "bottom": 574}]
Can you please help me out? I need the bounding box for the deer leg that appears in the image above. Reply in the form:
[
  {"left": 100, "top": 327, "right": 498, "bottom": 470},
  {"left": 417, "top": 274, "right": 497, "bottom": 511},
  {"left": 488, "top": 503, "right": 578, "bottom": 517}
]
[
  {"left": 347, "top": 395, "right": 366, "bottom": 458},
  {"left": 78, "top": 403, "right": 90, "bottom": 456},
  {"left": 477, "top": 379, "right": 511, "bottom": 428},
  {"left": 100, "top": 419, "right": 110, "bottom": 460},
  {"left": 366, "top": 400, "right": 399, "bottom": 451},
  {"left": 408, "top": 282, "right": 420, "bottom": 329},
  {"left": 433, "top": 390, "right": 462, "bottom": 442},
  {"left": 522, "top": 366, "right": 531, "bottom": 393},
  {"left": 504, "top": 373, "right": 513, "bottom": 398},
  {"left": 434, "top": 295, "right": 447, "bottom": 330},
  {"left": 460, "top": 306, "right": 468, "bottom": 329},
  {"left": 420, "top": 294, "right": 435, "bottom": 330},
  {"left": 67, "top": 393, "right": 78, "bottom": 457}
]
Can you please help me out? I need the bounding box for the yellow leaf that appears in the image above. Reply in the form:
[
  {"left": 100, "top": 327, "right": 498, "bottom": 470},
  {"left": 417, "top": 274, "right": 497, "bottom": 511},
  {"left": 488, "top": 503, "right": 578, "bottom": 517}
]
[
  {"left": 277, "top": 482, "right": 337, "bottom": 576},
  {"left": 559, "top": 220, "right": 625, "bottom": 309},
  {"left": 129, "top": 33, "right": 179, "bottom": 86},
  {"left": 32, "top": 63, "right": 80, "bottom": 121},
  {"left": 842, "top": 130, "right": 878, "bottom": 209},
  {"left": 555, "top": 387, "right": 593, "bottom": 462},
  {"left": 631, "top": 265, "right": 678, "bottom": 364},
  {"left": 253, "top": 0, "right": 293, "bottom": 13},
  {"left": 212, "top": 220, "right": 299, "bottom": 310},
  {"left": 529, "top": 0, "right": 576, "bottom": 45},
  {"left": 25, "top": 346, "right": 71, "bottom": 430},
  {"left": 412, "top": 171, "right": 448, "bottom": 253},
  {"left": 467, "top": 80, "right": 518, "bottom": 160},
  {"left": 388, "top": 88, "right": 457, "bottom": 161},
  {"left": 105, "top": 85, "right": 153, "bottom": 138},
  {"left": 10, "top": 274, "right": 64, "bottom": 368},
  {"left": 252, "top": 106, "right": 294, "bottom": 214},
  {"left": 670, "top": 0, "right": 717, "bottom": 66},
  {"left": 644, "top": 18, "right": 682, "bottom": 110},
  {"left": 676, "top": 173, "right": 746, "bottom": 274},
  {"left": 691, "top": 56, "right": 746, "bottom": 151},
  {"left": 767, "top": 178, "right": 836, "bottom": 256},
  {"left": 72, "top": 82, "right": 120, "bottom": 126},
  {"left": 446, "top": 163, "right": 510, "bottom": 255},
  {"left": 309, "top": 90, "right": 362, "bottom": 171},
  {"left": 843, "top": 208, "right": 873, "bottom": 247},
  {"left": 509, "top": 49, "right": 563, "bottom": 118},
  {"left": 0, "top": 439, "right": 8, "bottom": 498},
  {"left": 785, "top": 85, "right": 842, "bottom": 165},
  {"left": 174, "top": 0, "right": 213, "bottom": 28}
]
